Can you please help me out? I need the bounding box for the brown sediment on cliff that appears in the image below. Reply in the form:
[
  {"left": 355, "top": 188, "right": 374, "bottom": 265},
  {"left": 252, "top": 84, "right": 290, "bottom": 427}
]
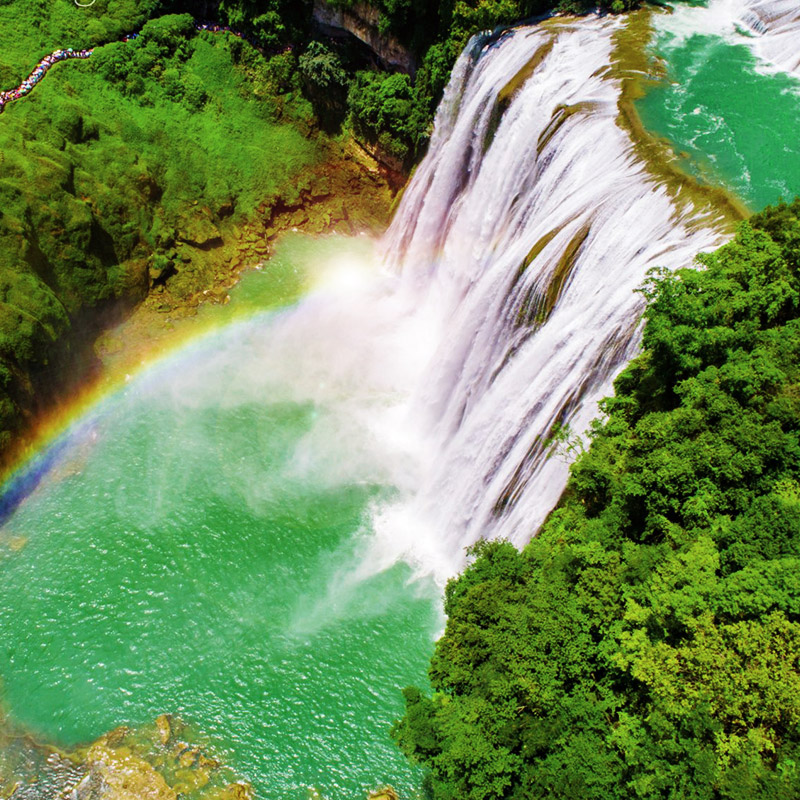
[
  {"left": 610, "top": 7, "right": 748, "bottom": 232},
  {"left": 0, "top": 134, "right": 400, "bottom": 485},
  {"left": 311, "top": 0, "right": 416, "bottom": 74},
  {"left": 148, "top": 136, "right": 395, "bottom": 311},
  {"left": 92, "top": 136, "right": 398, "bottom": 377}
]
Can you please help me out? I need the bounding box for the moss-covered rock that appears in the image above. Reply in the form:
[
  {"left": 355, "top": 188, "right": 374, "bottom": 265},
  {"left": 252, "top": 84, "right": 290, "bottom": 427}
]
[{"left": 0, "top": 712, "right": 254, "bottom": 800}]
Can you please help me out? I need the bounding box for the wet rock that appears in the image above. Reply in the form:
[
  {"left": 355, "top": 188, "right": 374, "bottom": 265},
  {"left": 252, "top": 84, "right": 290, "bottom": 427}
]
[
  {"left": 312, "top": 0, "right": 416, "bottom": 73},
  {"left": 288, "top": 209, "right": 309, "bottom": 228},
  {"left": 80, "top": 742, "right": 176, "bottom": 800},
  {"left": 177, "top": 745, "right": 199, "bottom": 768},
  {"left": 309, "top": 175, "right": 331, "bottom": 198},
  {"left": 155, "top": 715, "right": 171, "bottom": 746},
  {"left": 368, "top": 788, "right": 399, "bottom": 800},
  {"left": 205, "top": 782, "right": 254, "bottom": 800}
]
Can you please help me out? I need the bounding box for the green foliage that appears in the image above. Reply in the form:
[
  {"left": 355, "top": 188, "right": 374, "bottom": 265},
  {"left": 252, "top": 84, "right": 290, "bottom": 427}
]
[
  {"left": 298, "top": 41, "right": 350, "bottom": 130},
  {"left": 299, "top": 41, "right": 348, "bottom": 92},
  {"left": 216, "top": 0, "right": 311, "bottom": 49},
  {"left": 395, "top": 201, "right": 800, "bottom": 799},
  {"left": 0, "top": 2, "right": 324, "bottom": 452},
  {"left": 347, "top": 70, "right": 428, "bottom": 163}
]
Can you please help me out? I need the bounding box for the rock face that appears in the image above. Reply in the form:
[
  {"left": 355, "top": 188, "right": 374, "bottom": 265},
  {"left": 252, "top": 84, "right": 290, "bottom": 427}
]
[
  {"left": 312, "top": 0, "right": 416, "bottom": 73},
  {"left": 177, "top": 207, "right": 224, "bottom": 250},
  {"left": 73, "top": 743, "right": 177, "bottom": 800},
  {"left": 369, "top": 788, "right": 399, "bottom": 800},
  {"left": 2, "top": 714, "right": 254, "bottom": 800}
]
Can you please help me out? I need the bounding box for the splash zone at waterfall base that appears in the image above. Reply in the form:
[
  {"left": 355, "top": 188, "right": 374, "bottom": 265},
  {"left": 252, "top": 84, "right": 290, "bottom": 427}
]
[{"left": 0, "top": 1, "right": 800, "bottom": 798}]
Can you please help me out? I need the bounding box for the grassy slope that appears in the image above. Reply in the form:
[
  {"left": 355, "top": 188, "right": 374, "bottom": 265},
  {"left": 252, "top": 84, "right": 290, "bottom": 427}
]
[{"left": 0, "top": 2, "right": 335, "bottom": 457}]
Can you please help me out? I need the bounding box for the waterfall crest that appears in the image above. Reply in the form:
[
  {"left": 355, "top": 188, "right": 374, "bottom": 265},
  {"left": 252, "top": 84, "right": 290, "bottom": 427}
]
[
  {"left": 654, "top": 0, "right": 800, "bottom": 78},
  {"left": 373, "top": 16, "right": 730, "bottom": 576},
  {"left": 738, "top": 0, "right": 800, "bottom": 75}
]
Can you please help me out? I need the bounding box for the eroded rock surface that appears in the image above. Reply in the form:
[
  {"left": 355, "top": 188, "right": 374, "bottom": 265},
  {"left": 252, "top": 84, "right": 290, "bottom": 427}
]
[
  {"left": 312, "top": 0, "right": 415, "bottom": 73},
  {"left": 1, "top": 714, "right": 252, "bottom": 800}
]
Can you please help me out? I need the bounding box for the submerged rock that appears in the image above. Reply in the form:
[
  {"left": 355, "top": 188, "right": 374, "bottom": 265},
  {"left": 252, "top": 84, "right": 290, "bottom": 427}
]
[
  {"left": 76, "top": 742, "right": 176, "bottom": 800},
  {"left": 368, "top": 788, "right": 399, "bottom": 800},
  {"left": 204, "top": 783, "right": 254, "bottom": 800},
  {"left": 1, "top": 714, "right": 252, "bottom": 800},
  {"left": 155, "top": 714, "right": 171, "bottom": 746}
]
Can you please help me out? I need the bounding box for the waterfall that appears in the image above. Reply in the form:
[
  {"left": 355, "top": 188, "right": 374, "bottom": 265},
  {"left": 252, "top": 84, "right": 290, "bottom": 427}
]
[
  {"left": 738, "top": 0, "right": 800, "bottom": 75},
  {"left": 652, "top": 0, "right": 800, "bottom": 77},
  {"left": 370, "top": 15, "right": 731, "bottom": 577}
]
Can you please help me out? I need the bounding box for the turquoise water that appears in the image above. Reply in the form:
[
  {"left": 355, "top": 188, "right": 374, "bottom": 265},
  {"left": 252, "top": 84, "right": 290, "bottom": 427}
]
[
  {"left": 0, "top": 240, "right": 440, "bottom": 798},
  {"left": 3, "top": 7, "right": 800, "bottom": 798},
  {"left": 637, "top": 8, "right": 800, "bottom": 211}
]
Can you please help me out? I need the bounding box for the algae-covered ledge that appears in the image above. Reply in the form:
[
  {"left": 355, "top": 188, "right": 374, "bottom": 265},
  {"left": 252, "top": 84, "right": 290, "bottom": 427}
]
[{"left": 0, "top": 3, "right": 404, "bottom": 477}]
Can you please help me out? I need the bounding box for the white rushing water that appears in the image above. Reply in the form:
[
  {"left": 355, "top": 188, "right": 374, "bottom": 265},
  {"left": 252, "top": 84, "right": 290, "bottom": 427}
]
[
  {"left": 738, "top": 0, "right": 800, "bottom": 75},
  {"left": 214, "top": 14, "right": 736, "bottom": 581},
  {"left": 367, "top": 15, "right": 732, "bottom": 577},
  {"left": 655, "top": 0, "right": 800, "bottom": 76}
]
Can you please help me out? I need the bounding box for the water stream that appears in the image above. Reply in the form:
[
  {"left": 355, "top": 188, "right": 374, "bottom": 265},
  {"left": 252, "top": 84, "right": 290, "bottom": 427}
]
[
  {"left": 374, "top": 15, "right": 726, "bottom": 572},
  {"left": 1, "top": 4, "right": 799, "bottom": 798},
  {"left": 637, "top": 0, "right": 800, "bottom": 210}
]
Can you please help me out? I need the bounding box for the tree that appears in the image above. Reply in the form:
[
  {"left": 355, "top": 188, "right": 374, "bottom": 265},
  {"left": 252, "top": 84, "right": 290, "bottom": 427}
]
[{"left": 395, "top": 201, "right": 800, "bottom": 800}]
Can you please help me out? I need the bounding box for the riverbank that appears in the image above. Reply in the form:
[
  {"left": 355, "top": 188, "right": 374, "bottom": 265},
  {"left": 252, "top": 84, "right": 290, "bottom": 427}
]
[
  {"left": 0, "top": 133, "right": 398, "bottom": 486},
  {"left": 0, "top": 710, "right": 255, "bottom": 799},
  {"left": 94, "top": 135, "right": 396, "bottom": 379},
  {"left": 0, "top": 7, "right": 403, "bottom": 478},
  {"left": 611, "top": 6, "right": 749, "bottom": 229}
]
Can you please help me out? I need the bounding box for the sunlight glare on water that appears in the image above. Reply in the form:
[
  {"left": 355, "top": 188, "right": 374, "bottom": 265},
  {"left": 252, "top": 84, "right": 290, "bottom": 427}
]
[{"left": 0, "top": 237, "right": 442, "bottom": 800}]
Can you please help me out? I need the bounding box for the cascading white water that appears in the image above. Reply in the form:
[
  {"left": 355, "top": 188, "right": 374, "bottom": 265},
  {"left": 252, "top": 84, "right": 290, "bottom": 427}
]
[
  {"left": 738, "top": 0, "right": 800, "bottom": 75},
  {"left": 369, "top": 15, "right": 733, "bottom": 576},
  {"left": 654, "top": 0, "right": 800, "bottom": 77},
  {"left": 212, "top": 13, "right": 748, "bottom": 581}
]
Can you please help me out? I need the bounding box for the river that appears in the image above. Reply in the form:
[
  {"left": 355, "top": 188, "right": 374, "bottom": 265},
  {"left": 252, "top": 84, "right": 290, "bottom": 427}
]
[{"left": 1, "top": 2, "right": 799, "bottom": 797}]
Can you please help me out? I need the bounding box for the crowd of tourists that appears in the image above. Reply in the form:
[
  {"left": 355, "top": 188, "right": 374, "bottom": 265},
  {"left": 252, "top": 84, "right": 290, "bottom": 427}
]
[
  {"left": 0, "top": 48, "right": 93, "bottom": 112},
  {"left": 0, "top": 20, "right": 252, "bottom": 114}
]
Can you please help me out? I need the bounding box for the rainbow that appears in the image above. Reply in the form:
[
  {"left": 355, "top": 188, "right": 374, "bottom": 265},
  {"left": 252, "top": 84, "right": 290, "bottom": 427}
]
[{"left": 0, "top": 300, "right": 261, "bottom": 519}]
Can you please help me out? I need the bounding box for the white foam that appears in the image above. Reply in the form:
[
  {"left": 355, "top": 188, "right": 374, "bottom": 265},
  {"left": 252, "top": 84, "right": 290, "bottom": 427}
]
[
  {"left": 654, "top": 0, "right": 800, "bottom": 78},
  {"left": 366, "top": 16, "right": 729, "bottom": 581}
]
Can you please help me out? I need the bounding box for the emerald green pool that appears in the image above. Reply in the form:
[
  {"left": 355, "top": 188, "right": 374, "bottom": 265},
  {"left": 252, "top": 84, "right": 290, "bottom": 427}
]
[
  {"left": 3, "top": 6, "right": 800, "bottom": 798},
  {"left": 637, "top": 4, "right": 800, "bottom": 211},
  {"left": 0, "top": 238, "right": 440, "bottom": 798}
]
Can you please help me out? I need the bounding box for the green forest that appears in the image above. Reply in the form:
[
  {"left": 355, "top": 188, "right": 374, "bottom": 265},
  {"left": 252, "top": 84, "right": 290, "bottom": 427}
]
[
  {"left": 0, "top": 0, "right": 638, "bottom": 463},
  {"left": 393, "top": 200, "right": 800, "bottom": 800},
  {"left": 0, "top": 1, "right": 323, "bottom": 456}
]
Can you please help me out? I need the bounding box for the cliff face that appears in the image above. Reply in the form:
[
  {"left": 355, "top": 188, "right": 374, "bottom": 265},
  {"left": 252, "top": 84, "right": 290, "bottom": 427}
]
[{"left": 312, "top": 0, "right": 416, "bottom": 73}]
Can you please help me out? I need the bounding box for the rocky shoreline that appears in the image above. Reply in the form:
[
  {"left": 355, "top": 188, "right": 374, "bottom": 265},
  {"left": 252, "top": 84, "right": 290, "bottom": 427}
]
[
  {"left": 0, "top": 135, "right": 400, "bottom": 478},
  {"left": 94, "top": 137, "right": 398, "bottom": 375},
  {"left": 1, "top": 712, "right": 253, "bottom": 800},
  {"left": 1, "top": 709, "right": 405, "bottom": 799}
]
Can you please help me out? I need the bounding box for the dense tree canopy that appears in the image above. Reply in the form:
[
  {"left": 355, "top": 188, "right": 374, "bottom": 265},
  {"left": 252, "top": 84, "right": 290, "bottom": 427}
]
[
  {"left": 0, "top": 4, "right": 319, "bottom": 452},
  {"left": 320, "top": 0, "right": 640, "bottom": 164},
  {"left": 393, "top": 200, "right": 800, "bottom": 800}
]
